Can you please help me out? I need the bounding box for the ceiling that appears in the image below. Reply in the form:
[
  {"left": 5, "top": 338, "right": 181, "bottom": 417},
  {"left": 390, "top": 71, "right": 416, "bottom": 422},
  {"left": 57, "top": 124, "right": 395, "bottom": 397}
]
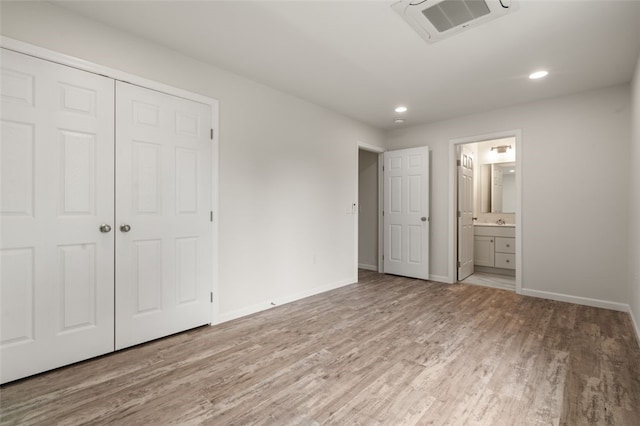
[{"left": 53, "top": 0, "right": 640, "bottom": 130}]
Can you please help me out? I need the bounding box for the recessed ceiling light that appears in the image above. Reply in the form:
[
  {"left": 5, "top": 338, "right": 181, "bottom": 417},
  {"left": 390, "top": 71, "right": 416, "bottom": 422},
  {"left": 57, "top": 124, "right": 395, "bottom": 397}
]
[
  {"left": 394, "top": 118, "right": 405, "bottom": 124},
  {"left": 529, "top": 70, "right": 549, "bottom": 80},
  {"left": 394, "top": 106, "right": 408, "bottom": 113}
]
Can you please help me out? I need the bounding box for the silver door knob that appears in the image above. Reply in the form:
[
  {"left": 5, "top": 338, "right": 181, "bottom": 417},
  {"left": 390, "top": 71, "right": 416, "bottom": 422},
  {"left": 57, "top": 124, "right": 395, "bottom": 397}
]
[
  {"left": 421, "top": 217, "right": 427, "bottom": 222},
  {"left": 99, "top": 224, "right": 112, "bottom": 233},
  {"left": 120, "top": 224, "right": 131, "bottom": 233}
]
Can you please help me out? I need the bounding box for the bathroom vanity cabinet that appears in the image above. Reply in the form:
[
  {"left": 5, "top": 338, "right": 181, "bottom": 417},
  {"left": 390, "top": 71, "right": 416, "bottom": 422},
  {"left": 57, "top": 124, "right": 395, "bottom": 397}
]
[{"left": 474, "top": 225, "right": 515, "bottom": 273}]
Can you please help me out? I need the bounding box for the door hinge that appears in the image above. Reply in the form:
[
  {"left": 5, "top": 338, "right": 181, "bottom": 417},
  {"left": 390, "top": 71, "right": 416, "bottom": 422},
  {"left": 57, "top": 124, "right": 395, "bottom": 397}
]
[
  {"left": 382, "top": 210, "right": 385, "bottom": 216},
  {"left": 457, "top": 261, "right": 461, "bottom": 268},
  {"left": 210, "top": 211, "right": 213, "bottom": 222},
  {"left": 457, "top": 211, "right": 461, "bottom": 218},
  {"left": 210, "top": 292, "right": 213, "bottom": 303},
  {"left": 210, "top": 128, "right": 214, "bottom": 140},
  {"left": 457, "top": 159, "right": 461, "bottom": 166}
]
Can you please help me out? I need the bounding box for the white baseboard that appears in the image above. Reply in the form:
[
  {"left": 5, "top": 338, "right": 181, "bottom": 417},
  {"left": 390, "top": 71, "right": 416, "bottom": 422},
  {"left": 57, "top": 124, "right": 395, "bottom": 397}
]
[
  {"left": 214, "top": 277, "right": 356, "bottom": 325},
  {"left": 358, "top": 263, "right": 378, "bottom": 272},
  {"left": 517, "top": 288, "right": 640, "bottom": 349},
  {"left": 520, "top": 288, "right": 628, "bottom": 312},
  {"left": 214, "top": 301, "right": 274, "bottom": 325},
  {"left": 429, "top": 274, "right": 451, "bottom": 283}
]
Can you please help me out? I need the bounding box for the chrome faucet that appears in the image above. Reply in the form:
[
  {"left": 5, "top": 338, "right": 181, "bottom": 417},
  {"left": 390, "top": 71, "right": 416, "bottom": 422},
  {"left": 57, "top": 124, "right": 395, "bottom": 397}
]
[{"left": 496, "top": 218, "right": 506, "bottom": 225}]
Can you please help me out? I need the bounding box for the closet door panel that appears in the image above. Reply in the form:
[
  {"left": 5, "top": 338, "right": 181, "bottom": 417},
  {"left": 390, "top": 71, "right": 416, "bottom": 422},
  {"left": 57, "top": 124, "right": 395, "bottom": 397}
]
[
  {"left": 115, "top": 82, "right": 212, "bottom": 350},
  {"left": 0, "top": 49, "right": 115, "bottom": 384}
]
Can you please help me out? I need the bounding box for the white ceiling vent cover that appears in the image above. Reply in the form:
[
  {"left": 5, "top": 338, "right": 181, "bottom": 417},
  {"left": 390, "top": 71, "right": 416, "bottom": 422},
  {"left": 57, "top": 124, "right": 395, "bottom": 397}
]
[{"left": 392, "top": 0, "right": 517, "bottom": 44}]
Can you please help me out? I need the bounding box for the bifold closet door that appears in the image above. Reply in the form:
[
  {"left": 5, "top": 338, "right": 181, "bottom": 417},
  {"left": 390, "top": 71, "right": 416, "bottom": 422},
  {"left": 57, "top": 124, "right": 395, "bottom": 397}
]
[
  {"left": 115, "top": 82, "right": 212, "bottom": 350},
  {"left": 0, "top": 49, "right": 115, "bottom": 384}
]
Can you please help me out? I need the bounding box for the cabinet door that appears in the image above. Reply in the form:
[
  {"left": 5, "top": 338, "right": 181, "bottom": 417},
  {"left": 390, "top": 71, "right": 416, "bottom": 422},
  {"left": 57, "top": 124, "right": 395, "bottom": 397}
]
[
  {"left": 473, "top": 236, "right": 494, "bottom": 267},
  {"left": 115, "top": 82, "right": 212, "bottom": 350},
  {"left": 1, "top": 49, "right": 115, "bottom": 383}
]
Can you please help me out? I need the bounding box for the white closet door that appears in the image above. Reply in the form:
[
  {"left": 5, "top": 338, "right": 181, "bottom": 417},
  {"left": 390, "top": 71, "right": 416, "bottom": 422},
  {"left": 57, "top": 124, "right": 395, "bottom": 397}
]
[
  {"left": 0, "top": 49, "right": 115, "bottom": 384},
  {"left": 115, "top": 82, "right": 212, "bottom": 350}
]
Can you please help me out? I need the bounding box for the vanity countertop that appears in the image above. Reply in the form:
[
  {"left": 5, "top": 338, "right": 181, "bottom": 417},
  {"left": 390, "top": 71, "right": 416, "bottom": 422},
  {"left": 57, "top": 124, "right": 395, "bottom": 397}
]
[{"left": 474, "top": 224, "right": 516, "bottom": 238}]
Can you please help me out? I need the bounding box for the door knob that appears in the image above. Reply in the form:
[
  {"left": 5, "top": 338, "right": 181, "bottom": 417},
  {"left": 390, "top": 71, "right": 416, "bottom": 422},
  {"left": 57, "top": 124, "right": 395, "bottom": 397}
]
[
  {"left": 421, "top": 217, "right": 427, "bottom": 222},
  {"left": 120, "top": 224, "right": 131, "bottom": 233},
  {"left": 99, "top": 224, "right": 112, "bottom": 233}
]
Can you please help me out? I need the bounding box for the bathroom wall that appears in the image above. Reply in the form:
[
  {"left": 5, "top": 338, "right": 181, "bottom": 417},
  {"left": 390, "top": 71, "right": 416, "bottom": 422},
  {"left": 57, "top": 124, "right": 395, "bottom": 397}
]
[
  {"left": 476, "top": 212, "right": 515, "bottom": 225},
  {"left": 468, "top": 138, "right": 516, "bottom": 224},
  {"left": 474, "top": 138, "right": 516, "bottom": 224}
]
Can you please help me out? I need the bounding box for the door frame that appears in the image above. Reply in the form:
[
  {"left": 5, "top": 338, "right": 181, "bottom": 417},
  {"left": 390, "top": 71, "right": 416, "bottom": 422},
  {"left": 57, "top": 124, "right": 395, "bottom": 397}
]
[
  {"left": 355, "top": 142, "right": 384, "bottom": 278},
  {"left": 1, "top": 36, "right": 221, "bottom": 323},
  {"left": 448, "top": 129, "right": 522, "bottom": 293}
]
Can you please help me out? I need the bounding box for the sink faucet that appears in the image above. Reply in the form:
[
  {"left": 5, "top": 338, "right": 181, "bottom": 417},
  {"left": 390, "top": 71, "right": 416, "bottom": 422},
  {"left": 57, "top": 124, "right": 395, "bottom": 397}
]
[{"left": 496, "top": 218, "right": 506, "bottom": 225}]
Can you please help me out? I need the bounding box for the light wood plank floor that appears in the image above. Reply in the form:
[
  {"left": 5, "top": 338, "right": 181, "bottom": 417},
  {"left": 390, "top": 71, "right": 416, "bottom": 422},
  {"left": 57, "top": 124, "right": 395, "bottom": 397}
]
[
  {"left": 461, "top": 272, "right": 516, "bottom": 291},
  {"left": 1, "top": 270, "right": 639, "bottom": 425}
]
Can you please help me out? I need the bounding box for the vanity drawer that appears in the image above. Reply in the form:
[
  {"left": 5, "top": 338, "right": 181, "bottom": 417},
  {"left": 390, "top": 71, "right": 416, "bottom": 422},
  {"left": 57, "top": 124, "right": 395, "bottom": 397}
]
[
  {"left": 495, "top": 237, "right": 515, "bottom": 254},
  {"left": 495, "top": 253, "right": 515, "bottom": 269}
]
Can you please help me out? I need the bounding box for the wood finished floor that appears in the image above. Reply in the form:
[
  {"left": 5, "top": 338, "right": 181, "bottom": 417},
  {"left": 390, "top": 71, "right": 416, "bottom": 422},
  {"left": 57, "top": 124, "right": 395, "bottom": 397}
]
[
  {"left": 461, "top": 272, "right": 516, "bottom": 291},
  {"left": 1, "top": 270, "right": 639, "bottom": 425}
]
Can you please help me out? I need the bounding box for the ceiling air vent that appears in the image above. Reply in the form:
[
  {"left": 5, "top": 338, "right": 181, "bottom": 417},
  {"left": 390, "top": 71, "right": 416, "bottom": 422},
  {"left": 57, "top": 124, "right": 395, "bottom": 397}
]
[{"left": 392, "top": 0, "right": 517, "bottom": 44}]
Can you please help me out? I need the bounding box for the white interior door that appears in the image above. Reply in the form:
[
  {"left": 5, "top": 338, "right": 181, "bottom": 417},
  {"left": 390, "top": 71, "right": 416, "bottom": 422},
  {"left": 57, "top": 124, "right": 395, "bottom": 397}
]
[
  {"left": 1, "top": 49, "right": 115, "bottom": 383},
  {"left": 457, "top": 146, "right": 474, "bottom": 280},
  {"left": 115, "top": 82, "right": 212, "bottom": 350},
  {"left": 383, "top": 147, "right": 429, "bottom": 280}
]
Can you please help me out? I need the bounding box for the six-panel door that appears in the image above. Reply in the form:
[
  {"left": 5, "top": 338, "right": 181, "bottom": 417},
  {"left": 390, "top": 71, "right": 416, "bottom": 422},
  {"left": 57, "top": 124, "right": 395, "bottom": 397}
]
[
  {"left": 114, "top": 82, "right": 213, "bottom": 350},
  {"left": 1, "top": 49, "right": 214, "bottom": 383},
  {"left": 383, "top": 147, "right": 430, "bottom": 280},
  {"left": 0, "top": 49, "right": 116, "bottom": 383}
]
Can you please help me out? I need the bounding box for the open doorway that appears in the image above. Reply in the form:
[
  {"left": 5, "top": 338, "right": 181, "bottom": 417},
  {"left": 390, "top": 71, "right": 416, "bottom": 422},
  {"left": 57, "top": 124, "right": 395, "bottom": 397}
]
[
  {"left": 449, "top": 131, "right": 522, "bottom": 293},
  {"left": 356, "top": 144, "right": 431, "bottom": 281},
  {"left": 358, "top": 148, "right": 382, "bottom": 273}
]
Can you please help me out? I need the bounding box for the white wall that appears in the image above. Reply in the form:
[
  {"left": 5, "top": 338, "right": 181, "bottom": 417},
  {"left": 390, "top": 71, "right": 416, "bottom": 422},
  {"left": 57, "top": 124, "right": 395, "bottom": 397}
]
[
  {"left": 0, "top": 2, "right": 385, "bottom": 321},
  {"left": 386, "top": 85, "right": 631, "bottom": 307},
  {"left": 630, "top": 52, "right": 640, "bottom": 337},
  {"left": 358, "top": 150, "right": 378, "bottom": 270}
]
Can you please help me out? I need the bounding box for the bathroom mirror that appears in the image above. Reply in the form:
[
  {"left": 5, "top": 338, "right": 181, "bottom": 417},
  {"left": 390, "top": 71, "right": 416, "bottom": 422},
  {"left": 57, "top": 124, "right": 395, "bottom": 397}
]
[{"left": 479, "top": 162, "right": 516, "bottom": 213}]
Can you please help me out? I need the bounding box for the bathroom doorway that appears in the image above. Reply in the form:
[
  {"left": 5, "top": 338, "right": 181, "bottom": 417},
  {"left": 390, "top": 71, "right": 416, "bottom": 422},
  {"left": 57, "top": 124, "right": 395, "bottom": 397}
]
[{"left": 449, "top": 131, "right": 522, "bottom": 293}]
